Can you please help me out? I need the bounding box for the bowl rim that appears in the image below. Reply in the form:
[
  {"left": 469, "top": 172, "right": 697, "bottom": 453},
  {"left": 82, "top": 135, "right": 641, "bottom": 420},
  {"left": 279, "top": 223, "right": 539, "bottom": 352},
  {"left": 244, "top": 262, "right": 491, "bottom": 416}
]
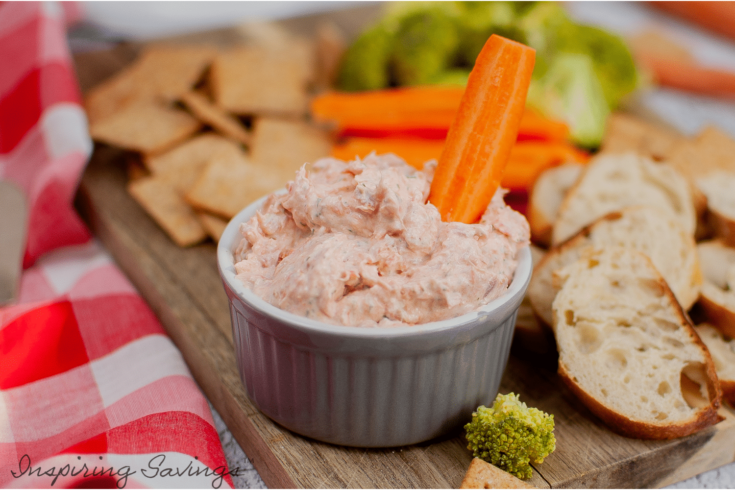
[{"left": 217, "top": 193, "right": 532, "bottom": 339}]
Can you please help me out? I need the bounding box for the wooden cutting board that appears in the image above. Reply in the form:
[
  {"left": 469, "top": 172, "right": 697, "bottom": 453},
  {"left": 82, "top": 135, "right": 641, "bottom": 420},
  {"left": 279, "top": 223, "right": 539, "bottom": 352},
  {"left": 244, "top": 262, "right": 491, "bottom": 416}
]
[{"left": 72, "top": 6, "right": 735, "bottom": 489}]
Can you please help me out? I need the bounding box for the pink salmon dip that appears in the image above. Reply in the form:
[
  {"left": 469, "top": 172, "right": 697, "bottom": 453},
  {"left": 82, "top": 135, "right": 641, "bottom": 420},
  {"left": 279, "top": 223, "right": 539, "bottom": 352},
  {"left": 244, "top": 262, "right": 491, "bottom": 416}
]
[{"left": 234, "top": 154, "right": 530, "bottom": 327}]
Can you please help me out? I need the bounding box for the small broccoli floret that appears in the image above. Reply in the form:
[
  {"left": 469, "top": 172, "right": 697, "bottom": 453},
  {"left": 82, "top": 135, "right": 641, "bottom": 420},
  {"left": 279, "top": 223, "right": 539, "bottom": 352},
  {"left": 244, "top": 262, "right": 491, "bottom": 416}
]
[
  {"left": 336, "top": 24, "right": 395, "bottom": 92},
  {"left": 391, "top": 10, "right": 460, "bottom": 86},
  {"left": 465, "top": 392, "right": 556, "bottom": 480},
  {"left": 455, "top": 2, "right": 525, "bottom": 66}
]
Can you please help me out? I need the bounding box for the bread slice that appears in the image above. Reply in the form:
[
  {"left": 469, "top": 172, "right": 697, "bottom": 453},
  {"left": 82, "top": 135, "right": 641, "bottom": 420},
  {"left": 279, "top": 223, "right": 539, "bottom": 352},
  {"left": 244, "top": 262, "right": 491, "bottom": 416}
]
[
  {"left": 694, "top": 323, "right": 735, "bottom": 407},
  {"left": 551, "top": 153, "right": 696, "bottom": 245},
  {"left": 697, "top": 240, "right": 735, "bottom": 339},
  {"left": 697, "top": 171, "right": 735, "bottom": 247},
  {"left": 600, "top": 112, "right": 679, "bottom": 161},
  {"left": 552, "top": 247, "right": 721, "bottom": 439},
  {"left": 460, "top": 458, "right": 535, "bottom": 489},
  {"left": 528, "top": 164, "right": 583, "bottom": 248},
  {"left": 529, "top": 206, "right": 701, "bottom": 327},
  {"left": 666, "top": 126, "right": 735, "bottom": 238}
]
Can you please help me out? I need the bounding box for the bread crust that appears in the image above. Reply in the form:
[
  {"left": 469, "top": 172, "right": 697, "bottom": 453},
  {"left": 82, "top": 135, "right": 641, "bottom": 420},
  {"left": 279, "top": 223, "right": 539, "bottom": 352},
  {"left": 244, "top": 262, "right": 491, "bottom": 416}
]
[
  {"left": 698, "top": 292, "right": 735, "bottom": 339},
  {"left": 558, "top": 361, "right": 721, "bottom": 439},
  {"left": 708, "top": 207, "right": 735, "bottom": 248},
  {"left": 529, "top": 206, "right": 553, "bottom": 249},
  {"left": 555, "top": 255, "right": 722, "bottom": 439},
  {"left": 722, "top": 380, "right": 735, "bottom": 408},
  {"left": 529, "top": 164, "right": 583, "bottom": 248}
]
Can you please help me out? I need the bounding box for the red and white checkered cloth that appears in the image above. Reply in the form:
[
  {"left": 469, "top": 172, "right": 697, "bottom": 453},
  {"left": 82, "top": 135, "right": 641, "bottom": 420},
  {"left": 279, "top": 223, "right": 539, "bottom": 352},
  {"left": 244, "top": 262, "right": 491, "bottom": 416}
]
[{"left": 0, "top": 3, "right": 233, "bottom": 488}]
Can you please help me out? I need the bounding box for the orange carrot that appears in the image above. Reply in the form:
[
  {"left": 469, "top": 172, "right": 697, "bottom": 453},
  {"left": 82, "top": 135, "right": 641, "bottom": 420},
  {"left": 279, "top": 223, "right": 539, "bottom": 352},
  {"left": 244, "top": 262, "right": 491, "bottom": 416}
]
[
  {"left": 332, "top": 137, "right": 443, "bottom": 170},
  {"left": 311, "top": 88, "right": 568, "bottom": 142},
  {"left": 332, "top": 137, "right": 587, "bottom": 190},
  {"left": 501, "top": 142, "right": 589, "bottom": 190},
  {"left": 429, "top": 35, "right": 536, "bottom": 223},
  {"left": 312, "top": 87, "right": 463, "bottom": 132},
  {"left": 649, "top": 2, "right": 735, "bottom": 43},
  {"left": 635, "top": 52, "right": 735, "bottom": 100}
]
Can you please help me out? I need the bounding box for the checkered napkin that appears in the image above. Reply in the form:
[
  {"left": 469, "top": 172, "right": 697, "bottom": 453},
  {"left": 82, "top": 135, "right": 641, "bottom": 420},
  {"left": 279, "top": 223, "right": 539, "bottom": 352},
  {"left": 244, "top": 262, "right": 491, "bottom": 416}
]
[{"left": 0, "top": 3, "right": 233, "bottom": 488}]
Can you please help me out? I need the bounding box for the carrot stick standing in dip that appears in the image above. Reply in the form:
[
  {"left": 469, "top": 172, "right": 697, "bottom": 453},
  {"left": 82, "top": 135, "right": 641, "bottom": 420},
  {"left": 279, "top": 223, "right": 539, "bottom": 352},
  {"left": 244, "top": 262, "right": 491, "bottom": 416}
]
[{"left": 429, "top": 35, "right": 536, "bottom": 223}]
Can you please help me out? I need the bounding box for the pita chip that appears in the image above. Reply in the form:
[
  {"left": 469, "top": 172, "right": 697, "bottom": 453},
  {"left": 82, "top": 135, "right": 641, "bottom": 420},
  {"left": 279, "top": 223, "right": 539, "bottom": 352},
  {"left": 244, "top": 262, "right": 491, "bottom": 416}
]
[
  {"left": 186, "top": 147, "right": 285, "bottom": 218},
  {"left": 210, "top": 46, "right": 310, "bottom": 116},
  {"left": 128, "top": 176, "right": 207, "bottom": 247},
  {"left": 85, "top": 44, "right": 216, "bottom": 124},
  {"left": 250, "top": 117, "right": 332, "bottom": 182},
  {"left": 90, "top": 100, "right": 202, "bottom": 155},
  {"left": 145, "top": 133, "right": 243, "bottom": 193},
  {"left": 197, "top": 212, "right": 229, "bottom": 242},
  {"left": 180, "top": 91, "right": 251, "bottom": 146},
  {"left": 460, "top": 459, "right": 535, "bottom": 489}
]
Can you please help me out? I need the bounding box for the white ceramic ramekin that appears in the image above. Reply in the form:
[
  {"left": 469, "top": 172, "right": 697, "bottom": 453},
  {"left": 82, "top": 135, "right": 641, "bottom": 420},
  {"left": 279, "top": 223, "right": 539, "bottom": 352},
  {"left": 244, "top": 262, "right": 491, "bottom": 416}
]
[{"left": 217, "top": 195, "right": 532, "bottom": 447}]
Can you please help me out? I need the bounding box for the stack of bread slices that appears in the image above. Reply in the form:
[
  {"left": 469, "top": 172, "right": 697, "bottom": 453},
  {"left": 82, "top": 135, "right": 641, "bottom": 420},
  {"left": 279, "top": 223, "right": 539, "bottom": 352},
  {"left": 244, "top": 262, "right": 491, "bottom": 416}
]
[{"left": 522, "top": 117, "right": 735, "bottom": 438}]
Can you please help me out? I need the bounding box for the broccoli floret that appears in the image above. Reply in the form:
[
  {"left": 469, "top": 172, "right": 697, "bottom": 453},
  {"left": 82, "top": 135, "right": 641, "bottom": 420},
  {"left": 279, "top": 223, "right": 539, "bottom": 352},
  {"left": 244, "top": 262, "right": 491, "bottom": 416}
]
[
  {"left": 391, "top": 9, "right": 461, "bottom": 86},
  {"left": 517, "top": 2, "right": 570, "bottom": 57},
  {"left": 527, "top": 53, "right": 610, "bottom": 148},
  {"left": 336, "top": 24, "right": 395, "bottom": 92},
  {"left": 429, "top": 68, "right": 471, "bottom": 87},
  {"left": 455, "top": 2, "right": 526, "bottom": 66},
  {"left": 555, "top": 23, "right": 639, "bottom": 109},
  {"left": 465, "top": 392, "right": 556, "bottom": 480}
]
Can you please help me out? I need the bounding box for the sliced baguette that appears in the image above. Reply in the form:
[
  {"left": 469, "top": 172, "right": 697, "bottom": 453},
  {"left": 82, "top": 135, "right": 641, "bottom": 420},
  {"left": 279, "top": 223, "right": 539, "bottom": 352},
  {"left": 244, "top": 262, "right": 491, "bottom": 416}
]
[
  {"left": 528, "top": 164, "right": 583, "bottom": 248},
  {"left": 697, "top": 240, "right": 735, "bottom": 339},
  {"left": 697, "top": 171, "right": 735, "bottom": 247},
  {"left": 694, "top": 323, "right": 735, "bottom": 407},
  {"left": 529, "top": 206, "right": 701, "bottom": 327},
  {"left": 551, "top": 153, "right": 696, "bottom": 245},
  {"left": 600, "top": 112, "right": 679, "bottom": 161},
  {"left": 552, "top": 247, "right": 721, "bottom": 439}
]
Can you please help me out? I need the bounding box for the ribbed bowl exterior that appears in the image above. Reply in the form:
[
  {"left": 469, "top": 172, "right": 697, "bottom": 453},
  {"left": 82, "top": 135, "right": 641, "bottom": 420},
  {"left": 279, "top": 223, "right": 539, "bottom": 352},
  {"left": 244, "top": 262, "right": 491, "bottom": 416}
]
[{"left": 218, "top": 196, "right": 531, "bottom": 448}]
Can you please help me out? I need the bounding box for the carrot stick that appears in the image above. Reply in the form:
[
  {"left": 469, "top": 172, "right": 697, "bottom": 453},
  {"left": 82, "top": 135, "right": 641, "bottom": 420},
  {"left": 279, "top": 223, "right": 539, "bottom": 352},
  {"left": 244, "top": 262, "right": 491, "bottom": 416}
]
[
  {"left": 429, "top": 35, "right": 536, "bottom": 223},
  {"left": 648, "top": 2, "right": 735, "bottom": 43},
  {"left": 332, "top": 137, "right": 586, "bottom": 191},
  {"left": 331, "top": 137, "right": 444, "bottom": 170},
  {"left": 501, "top": 142, "right": 589, "bottom": 190},
  {"left": 311, "top": 89, "right": 569, "bottom": 142},
  {"left": 635, "top": 52, "right": 735, "bottom": 100},
  {"left": 311, "top": 87, "right": 464, "bottom": 131}
]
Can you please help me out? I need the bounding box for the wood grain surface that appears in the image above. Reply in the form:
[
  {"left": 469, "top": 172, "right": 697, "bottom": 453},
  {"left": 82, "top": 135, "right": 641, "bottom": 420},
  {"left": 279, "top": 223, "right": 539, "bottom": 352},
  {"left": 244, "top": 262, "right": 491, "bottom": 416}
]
[{"left": 73, "top": 6, "right": 735, "bottom": 488}]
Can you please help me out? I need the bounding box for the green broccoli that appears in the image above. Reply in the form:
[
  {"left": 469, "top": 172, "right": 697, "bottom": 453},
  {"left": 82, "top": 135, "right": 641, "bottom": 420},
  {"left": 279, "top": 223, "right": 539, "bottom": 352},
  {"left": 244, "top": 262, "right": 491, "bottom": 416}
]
[
  {"left": 527, "top": 53, "right": 610, "bottom": 148},
  {"left": 465, "top": 392, "right": 556, "bottom": 480},
  {"left": 555, "top": 23, "right": 639, "bottom": 109},
  {"left": 336, "top": 24, "right": 395, "bottom": 92},
  {"left": 391, "top": 9, "right": 461, "bottom": 86},
  {"left": 454, "top": 2, "right": 526, "bottom": 66}
]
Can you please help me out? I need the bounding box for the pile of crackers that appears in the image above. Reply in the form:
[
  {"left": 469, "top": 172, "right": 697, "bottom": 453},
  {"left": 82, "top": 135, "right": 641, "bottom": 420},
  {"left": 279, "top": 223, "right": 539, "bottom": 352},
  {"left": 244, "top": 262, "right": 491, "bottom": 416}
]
[{"left": 85, "top": 24, "right": 346, "bottom": 246}]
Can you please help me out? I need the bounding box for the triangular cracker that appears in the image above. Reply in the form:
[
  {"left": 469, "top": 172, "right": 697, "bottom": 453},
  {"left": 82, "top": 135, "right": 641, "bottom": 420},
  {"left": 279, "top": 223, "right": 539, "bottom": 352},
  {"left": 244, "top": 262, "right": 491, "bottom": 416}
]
[
  {"left": 180, "top": 91, "right": 251, "bottom": 146},
  {"left": 460, "top": 459, "right": 535, "bottom": 489}
]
